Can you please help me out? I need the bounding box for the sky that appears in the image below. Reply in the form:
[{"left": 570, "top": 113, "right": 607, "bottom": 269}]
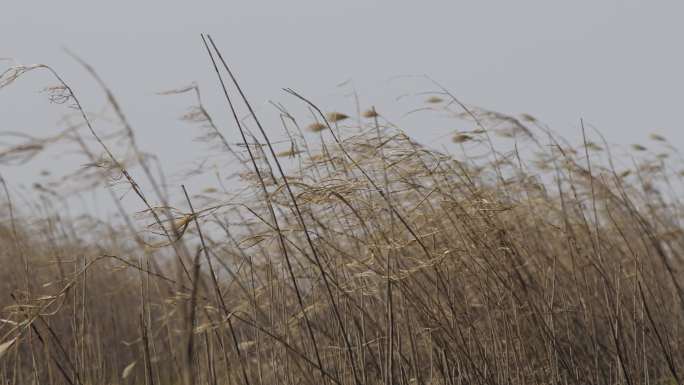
[{"left": 1, "top": 0, "right": 683, "bottom": 214}]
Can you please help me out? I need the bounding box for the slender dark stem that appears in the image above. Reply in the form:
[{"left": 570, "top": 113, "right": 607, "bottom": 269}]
[{"left": 200, "top": 34, "right": 330, "bottom": 384}]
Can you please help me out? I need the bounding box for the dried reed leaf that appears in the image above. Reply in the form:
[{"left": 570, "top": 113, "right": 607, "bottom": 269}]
[
  {"left": 238, "top": 234, "right": 270, "bottom": 249},
  {"left": 452, "top": 134, "right": 473, "bottom": 143},
  {"left": 362, "top": 109, "right": 379, "bottom": 118},
  {"left": 277, "top": 149, "right": 303, "bottom": 158},
  {"left": 0, "top": 337, "right": 18, "bottom": 361},
  {"left": 326, "top": 112, "right": 349, "bottom": 122},
  {"left": 307, "top": 122, "right": 327, "bottom": 132},
  {"left": 121, "top": 361, "right": 136, "bottom": 379},
  {"left": 157, "top": 83, "right": 197, "bottom": 95},
  {"left": 239, "top": 340, "right": 256, "bottom": 350}
]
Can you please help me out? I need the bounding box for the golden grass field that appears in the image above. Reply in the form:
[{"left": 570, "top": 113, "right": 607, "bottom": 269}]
[{"left": 2, "top": 36, "right": 684, "bottom": 385}]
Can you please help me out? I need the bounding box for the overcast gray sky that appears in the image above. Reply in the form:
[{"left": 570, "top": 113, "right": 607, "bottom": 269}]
[{"left": 2, "top": 0, "right": 683, "bottom": 213}]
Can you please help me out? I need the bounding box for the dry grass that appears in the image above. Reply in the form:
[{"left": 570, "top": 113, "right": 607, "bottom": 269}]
[{"left": 2, "top": 38, "right": 684, "bottom": 385}]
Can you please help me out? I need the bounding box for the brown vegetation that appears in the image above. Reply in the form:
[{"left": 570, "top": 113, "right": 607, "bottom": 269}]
[{"left": 1, "top": 36, "right": 684, "bottom": 385}]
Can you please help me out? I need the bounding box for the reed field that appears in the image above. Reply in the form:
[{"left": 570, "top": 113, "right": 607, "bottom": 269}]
[{"left": 2, "top": 36, "right": 684, "bottom": 385}]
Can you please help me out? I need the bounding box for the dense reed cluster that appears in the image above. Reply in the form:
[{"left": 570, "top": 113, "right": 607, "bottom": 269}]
[{"left": 2, "top": 38, "right": 684, "bottom": 385}]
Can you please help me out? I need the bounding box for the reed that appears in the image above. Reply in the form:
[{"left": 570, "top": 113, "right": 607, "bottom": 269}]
[{"left": 1, "top": 40, "right": 684, "bottom": 385}]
